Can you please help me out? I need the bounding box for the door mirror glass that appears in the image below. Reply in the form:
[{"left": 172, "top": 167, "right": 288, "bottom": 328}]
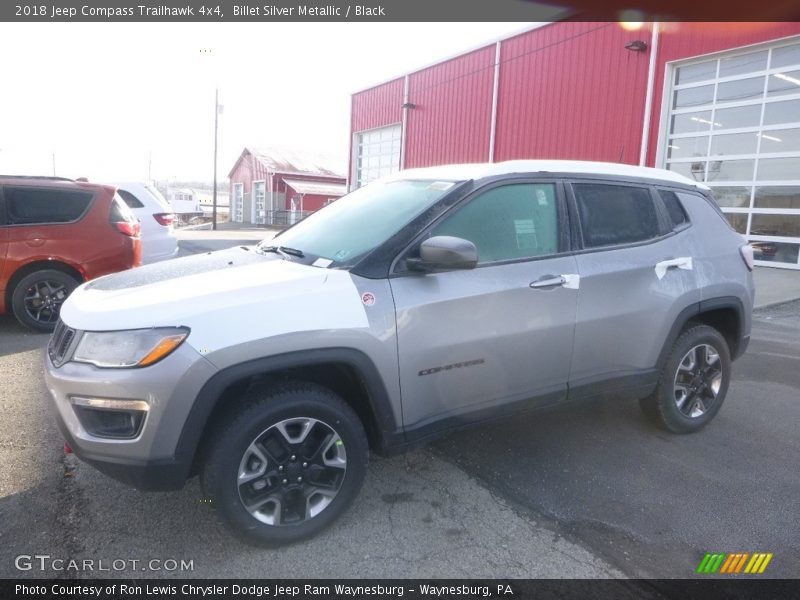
[{"left": 409, "top": 236, "right": 478, "bottom": 271}]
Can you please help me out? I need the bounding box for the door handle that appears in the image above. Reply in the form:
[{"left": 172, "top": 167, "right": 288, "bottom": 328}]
[
  {"left": 530, "top": 275, "right": 567, "bottom": 289},
  {"left": 655, "top": 257, "right": 693, "bottom": 280}
]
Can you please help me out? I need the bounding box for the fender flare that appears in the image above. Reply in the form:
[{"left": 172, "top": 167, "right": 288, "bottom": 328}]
[
  {"left": 656, "top": 296, "right": 746, "bottom": 369},
  {"left": 172, "top": 348, "right": 403, "bottom": 469}
]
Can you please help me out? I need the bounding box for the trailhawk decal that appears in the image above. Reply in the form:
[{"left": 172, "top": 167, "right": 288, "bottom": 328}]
[{"left": 418, "top": 358, "right": 485, "bottom": 377}]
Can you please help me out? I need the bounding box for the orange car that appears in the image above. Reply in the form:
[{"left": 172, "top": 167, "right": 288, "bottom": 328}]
[{"left": 0, "top": 176, "right": 141, "bottom": 331}]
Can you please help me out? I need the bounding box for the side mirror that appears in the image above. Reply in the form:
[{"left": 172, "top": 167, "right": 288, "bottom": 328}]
[{"left": 407, "top": 236, "right": 478, "bottom": 272}]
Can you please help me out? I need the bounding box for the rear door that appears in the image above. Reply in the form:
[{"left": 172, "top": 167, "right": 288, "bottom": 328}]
[
  {"left": 567, "top": 180, "right": 699, "bottom": 397},
  {"left": 389, "top": 180, "right": 579, "bottom": 436}
]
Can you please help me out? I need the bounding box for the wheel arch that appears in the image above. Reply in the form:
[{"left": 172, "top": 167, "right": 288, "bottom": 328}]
[
  {"left": 178, "top": 348, "right": 403, "bottom": 476},
  {"left": 657, "top": 296, "right": 746, "bottom": 370},
  {"left": 5, "top": 259, "right": 85, "bottom": 314}
]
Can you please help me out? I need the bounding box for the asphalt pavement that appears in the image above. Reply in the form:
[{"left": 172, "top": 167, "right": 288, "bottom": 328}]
[
  {"left": 0, "top": 236, "right": 798, "bottom": 580},
  {"left": 434, "top": 299, "right": 800, "bottom": 577}
]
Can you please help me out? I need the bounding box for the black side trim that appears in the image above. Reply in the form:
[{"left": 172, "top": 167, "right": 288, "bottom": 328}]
[
  {"left": 174, "top": 348, "right": 403, "bottom": 466},
  {"left": 399, "top": 388, "right": 566, "bottom": 451},
  {"left": 655, "top": 296, "right": 747, "bottom": 367},
  {"left": 656, "top": 302, "right": 702, "bottom": 370},
  {"left": 568, "top": 369, "right": 660, "bottom": 401},
  {"left": 699, "top": 295, "right": 747, "bottom": 360}
]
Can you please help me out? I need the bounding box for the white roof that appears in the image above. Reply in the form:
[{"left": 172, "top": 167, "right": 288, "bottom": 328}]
[
  {"left": 248, "top": 146, "right": 347, "bottom": 178},
  {"left": 283, "top": 178, "right": 347, "bottom": 197},
  {"left": 384, "top": 160, "right": 710, "bottom": 190}
]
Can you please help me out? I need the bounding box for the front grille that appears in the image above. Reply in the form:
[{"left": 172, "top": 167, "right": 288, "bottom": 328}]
[{"left": 49, "top": 320, "right": 77, "bottom": 367}]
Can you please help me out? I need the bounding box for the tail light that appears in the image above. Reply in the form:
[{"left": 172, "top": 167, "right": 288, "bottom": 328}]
[
  {"left": 115, "top": 221, "right": 141, "bottom": 237},
  {"left": 153, "top": 213, "right": 174, "bottom": 227},
  {"left": 740, "top": 244, "right": 754, "bottom": 271}
]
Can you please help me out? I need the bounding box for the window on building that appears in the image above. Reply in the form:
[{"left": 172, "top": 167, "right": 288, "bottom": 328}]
[
  {"left": 253, "top": 181, "right": 266, "bottom": 224},
  {"left": 353, "top": 124, "right": 401, "bottom": 189},
  {"left": 431, "top": 183, "right": 559, "bottom": 263},
  {"left": 4, "top": 187, "right": 93, "bottom": 225},
  {"left": 573, "top": 184, "right": 660, "bottom": 248},
  {"left": 664, "top": 39, "right": 800, "bottom": 267},
  {"left": 232, "top": 183, "right": 244, "bottom": 223}
]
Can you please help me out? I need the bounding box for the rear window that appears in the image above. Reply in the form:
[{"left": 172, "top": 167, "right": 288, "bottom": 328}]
[
  {"left": 573, "top": 183, "right": 661, "bottom": 248},
  {"left": 144, "top": 184, "right": 173, "bottom": 212},
  {"left": 658, "top": 190, "right": 690, "bottom": 229},
  {"left": 110, "top": 195, "right": 137, "bottom": 223},
  {"left": 117, "top": 189, "right": 145, "bottom": 209},
  {"left": 4, "top": 187, "right": 93, "bottom": 225}
]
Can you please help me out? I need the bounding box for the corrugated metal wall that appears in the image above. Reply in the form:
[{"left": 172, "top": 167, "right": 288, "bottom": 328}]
[
  {"left": 405, "top": 46, "right": 496, "bottom": 168},
  {"left": 495, "top": 22, "right": 650, "bottom": 165},
  {"left": 351, "top": 77, "right": 404, "bottom": 133},
  {"left": 645, "top": 22, "right": 800, "bottom": 165},
  {"left": 349, "top": 22, "right": 800, "bottom": 173}
]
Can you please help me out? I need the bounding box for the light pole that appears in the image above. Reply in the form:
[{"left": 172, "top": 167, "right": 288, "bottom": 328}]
[{"left": 212, "top": 87, "right": 219, "bottom": 230}]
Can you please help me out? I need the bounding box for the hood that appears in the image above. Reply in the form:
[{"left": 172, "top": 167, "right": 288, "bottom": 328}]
[{"left": 61, "top": 247, "right": 369, "bottom": 355}]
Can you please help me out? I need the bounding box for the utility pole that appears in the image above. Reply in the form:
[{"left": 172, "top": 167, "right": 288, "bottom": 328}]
[
  {"left": 212, "top": 87, "right": 219, "bottom": 231},
  {"left": 52, "top": 153, "right": 56, "bottom": 176}
]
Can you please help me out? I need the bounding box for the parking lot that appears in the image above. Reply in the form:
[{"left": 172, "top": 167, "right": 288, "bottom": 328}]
[{"left": 1, "top": 234, "right": 798, "bottom": 580}]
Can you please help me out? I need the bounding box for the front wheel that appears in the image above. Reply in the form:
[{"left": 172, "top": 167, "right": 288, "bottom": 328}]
[
  {"left": 201, "top": 382, "right": 368, "bottom": 545},
  {"left": 640, "top": 324, "right": 731, "bottom": 434}
]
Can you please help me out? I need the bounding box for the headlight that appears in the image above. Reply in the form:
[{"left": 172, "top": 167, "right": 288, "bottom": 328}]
[{"left": 72, "top": 327, "right": 189, "bottom": 368}]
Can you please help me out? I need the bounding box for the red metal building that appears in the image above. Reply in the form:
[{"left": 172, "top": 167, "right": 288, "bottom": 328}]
[
  {"left": 349, "top": 22, "right": 800, "bottom": 269},
  {"left": 228, "top": 147, "right": 346, "bottom": 226}
]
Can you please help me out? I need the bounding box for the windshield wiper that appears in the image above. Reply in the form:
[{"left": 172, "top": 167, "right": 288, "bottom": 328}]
[{"left": 260, "top": 245, "right": 305, "bottom": 259}]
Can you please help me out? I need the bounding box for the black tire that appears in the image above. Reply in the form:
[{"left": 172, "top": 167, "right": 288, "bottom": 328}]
[
  {"left": 201, "top": 382, "right": 368, "bottom": 546},
  {"left": 640, "top": 324, "right": 731, "bottom": 434},
  {"left": 11, "top": 269, "right": 81, "bottom": 332}
]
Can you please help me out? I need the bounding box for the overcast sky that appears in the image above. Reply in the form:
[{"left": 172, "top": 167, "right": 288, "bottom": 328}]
[{"left": 0, "top": 22, "right": 546, "bottom": 182}]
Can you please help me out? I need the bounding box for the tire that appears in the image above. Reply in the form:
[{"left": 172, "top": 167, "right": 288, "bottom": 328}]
[
  {"left": 639, "top": 324, "right": 731, "bottom": 434},
  {"left": 201, "top": 382, "right": 369, "bottom": 546},
  {"left": 11, "top": 269, "right": 81, "bottom": 332}
]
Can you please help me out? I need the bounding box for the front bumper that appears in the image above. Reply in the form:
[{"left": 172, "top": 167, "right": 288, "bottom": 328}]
[{"left": 44, "top": 342, "right": 218, "bottom": 491}]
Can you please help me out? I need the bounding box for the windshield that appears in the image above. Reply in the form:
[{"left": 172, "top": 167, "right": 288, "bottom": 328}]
[{"left": 261, "top": 179, "right": 459, "bottom": 266}]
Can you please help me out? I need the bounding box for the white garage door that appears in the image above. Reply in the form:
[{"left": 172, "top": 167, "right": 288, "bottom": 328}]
[
  {"left": 662, "top": 38, "right": 800, "bottom": 269},
  {"left": 352, "top": 124, "right": 401, "bottom": 189}
]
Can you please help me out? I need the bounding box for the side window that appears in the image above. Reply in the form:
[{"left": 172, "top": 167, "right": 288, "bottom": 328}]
[
  {"left": 430, "top": 183, "right": 559, "bottom": 263},
  {"left": 5, "top": 187, "right": 93, "bottom": 225},
  {"left": 573, "top": 183, "right": 660, "bottom": 248},
  {"left": 117, "top": 189, "right": 145, "bottom": 209},
  {"left": 658, "top": 190, "right": 690, "bottom": 229}
]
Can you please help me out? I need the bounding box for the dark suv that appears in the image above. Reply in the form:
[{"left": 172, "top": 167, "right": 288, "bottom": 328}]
[{"left": 0, "top": 176, "right": 141, "bottom": 331}]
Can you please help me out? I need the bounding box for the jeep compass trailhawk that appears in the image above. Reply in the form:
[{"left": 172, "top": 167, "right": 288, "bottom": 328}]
[{"left": 45, "top": 161, "right": 754, "bottom": 545}]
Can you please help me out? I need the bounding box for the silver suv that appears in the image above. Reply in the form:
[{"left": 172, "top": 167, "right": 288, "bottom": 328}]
[{"left": 45, "top": 160, "right": 755, "bottom": 545}]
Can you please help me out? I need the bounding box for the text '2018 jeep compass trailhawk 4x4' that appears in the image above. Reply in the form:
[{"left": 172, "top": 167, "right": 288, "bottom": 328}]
[{"left": 45, "top": 161, "right": 755, "bottom": 545}]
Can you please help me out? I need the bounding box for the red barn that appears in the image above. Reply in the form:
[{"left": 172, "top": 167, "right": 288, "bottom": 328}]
[
  {"left": 349, "top": 22, "right": 800, "bottom": 269},
  {"left": 228, "top": 147, "right": 346, "bottom": 226}
]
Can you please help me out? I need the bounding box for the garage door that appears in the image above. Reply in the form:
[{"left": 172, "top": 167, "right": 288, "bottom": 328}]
[
  {"left": 352, "top": 124, "right": 401, "bottom": 189},
  {"left": 662, "top": 38, "right": 800, "bottom": 269}
]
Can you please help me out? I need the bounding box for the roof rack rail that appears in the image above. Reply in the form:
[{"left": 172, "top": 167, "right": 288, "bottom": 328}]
[{"left": 0, "top": 175, "right": 74, "bottom": 182}]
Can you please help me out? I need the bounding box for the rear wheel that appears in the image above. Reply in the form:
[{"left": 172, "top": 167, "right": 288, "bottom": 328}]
[
  {"left": 11, "top": 269, "right": 80, "bottom": 332},
  {"left": 640, "top": 324, "right": 731, "bottom": 433},
  {"left": 201, "top": 382, "right": 368, "bottom": 545}
]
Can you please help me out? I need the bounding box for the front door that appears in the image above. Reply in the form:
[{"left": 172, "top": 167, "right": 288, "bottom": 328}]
[{"left": 389, "top": 181, "right": 579, "bottom": 437}]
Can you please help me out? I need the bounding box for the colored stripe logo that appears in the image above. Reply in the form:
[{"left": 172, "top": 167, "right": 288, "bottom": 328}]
[{"left": 696, "top": 552, "right": 773, "bottom": 574}]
